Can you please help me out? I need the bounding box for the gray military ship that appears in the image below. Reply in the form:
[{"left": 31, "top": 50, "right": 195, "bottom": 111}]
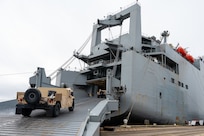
[{"left": 29, "top": 2, "right": 204, "bottom": 124}]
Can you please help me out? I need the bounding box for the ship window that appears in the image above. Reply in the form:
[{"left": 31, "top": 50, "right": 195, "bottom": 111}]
[
  {"left": 159, "top": 92, "right": 162, "bottom": 99},
  {"left": 164, "top": 56, "right": 179, "bottom": 74},
  {"left": 185, "top": 85, "right": 188, "bottom": 89},
  {"left": 178, "top": 81, "right": 181, "bottom": 86},
  {"left": 171, "top": 78, "right": 175, "bottom": 83}
]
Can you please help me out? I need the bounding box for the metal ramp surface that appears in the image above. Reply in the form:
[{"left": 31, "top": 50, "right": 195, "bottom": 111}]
[{"left": 0, "top": 98, "right": 102, "bottom": 136}]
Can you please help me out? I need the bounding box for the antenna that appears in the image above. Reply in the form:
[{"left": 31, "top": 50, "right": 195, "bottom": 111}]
[{"left": 161, "top": 30, "right": 170, "bottom": 44}]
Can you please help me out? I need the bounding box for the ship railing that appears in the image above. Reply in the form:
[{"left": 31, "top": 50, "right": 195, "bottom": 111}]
[
  {"left": 77, "top": 115, "right": 89, "bottom": 136},
  {"left": 104, "top": 59, "right": 117, "bottom": 64},
  {"left": 77, "top": 99, "right": 119, "bottom": 136},
  {"left": 144, "top": 55, "right": 177, "bottom": 73},
  {"left": 142, "top": 46, "right": 163, "bottom": 53},
  {"left": 88, "top": 58, "right": 121, "bottom": 66},
  {"left": 142, "top": 49, "right": 156, "bottom": 53}
]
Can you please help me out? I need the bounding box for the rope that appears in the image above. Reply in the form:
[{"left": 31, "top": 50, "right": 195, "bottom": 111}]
[
  {"left": 49, "top": 33, "right": 92, "bottom": 80},
  {"left": 112, "top": 24, "right": 123, "bottom": 77},
  {"left": 126, "top": 101, "right": 135, "bottom": 122}
]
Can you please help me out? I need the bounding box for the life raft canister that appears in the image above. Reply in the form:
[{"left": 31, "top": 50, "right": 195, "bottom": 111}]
[
  {"left": 176, "top": 46, "right": 187, "bottom": 56},
  {"left": 185, "top": 54, "right": 195, "bottom": 63}
]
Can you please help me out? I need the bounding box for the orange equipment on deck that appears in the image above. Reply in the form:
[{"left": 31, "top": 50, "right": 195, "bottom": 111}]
[
  {"left": 185, "top": 54, "right": 195, "bottom": 63},
  {"left": 176, "top": 46, "right": 187, "bottom": 56},
  {"left": 176, "top": 46, "right": 194, "bottom": 63}
]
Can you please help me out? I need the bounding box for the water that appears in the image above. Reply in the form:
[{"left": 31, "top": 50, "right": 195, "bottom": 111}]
[
  {"left": 0, "top": 99, "right": 7, "bottom": 102},
  {"left": 0, "top": 98, "right": 12, "bottom": 102}
]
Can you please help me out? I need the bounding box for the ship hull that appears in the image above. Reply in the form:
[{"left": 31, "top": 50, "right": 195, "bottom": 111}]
[{"left": 117, "top": 50, "right": 204, "bottom": 124}]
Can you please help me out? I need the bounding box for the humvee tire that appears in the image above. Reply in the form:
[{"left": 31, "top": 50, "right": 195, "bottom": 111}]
[
  {"left": 53, "top": 103, "right": 60, "bottom": 117},
  {"left": 24, "top": 88, "right": 41, "bottom": 104},
  {"left": 46, "top": 109, "right": 53, "bottom": 116},
  {"left": 22, "top": 108, "right": 32, "bottom": 117},
  {"left": 68, "top": 100, "right": 74, "bottom": 111}
]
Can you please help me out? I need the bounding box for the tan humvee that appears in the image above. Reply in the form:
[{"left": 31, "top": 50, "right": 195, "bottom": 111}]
[
  {"left": 97, "top": 89, "right": 106, "bottom": 98},
  {"left": 16, "top": 87, "right": 74, "bottom": 117}
]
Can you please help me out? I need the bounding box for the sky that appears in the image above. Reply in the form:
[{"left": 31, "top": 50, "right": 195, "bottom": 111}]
[{"left": 0, "top": 0, "right": 204, "bottom": 101}]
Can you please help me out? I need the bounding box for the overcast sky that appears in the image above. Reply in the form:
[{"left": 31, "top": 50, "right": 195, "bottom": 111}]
[{"left": 1, "top": 0, "right": 204, "bottom": 101}]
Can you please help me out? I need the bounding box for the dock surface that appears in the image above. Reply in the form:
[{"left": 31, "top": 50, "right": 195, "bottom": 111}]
[{"left": 101, "top": 125, "right": 204, "bottom": 136}]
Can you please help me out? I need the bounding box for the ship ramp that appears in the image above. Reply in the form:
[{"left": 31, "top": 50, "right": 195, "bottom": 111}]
[{"left": 0, "top": 97, "right": 118, "bottom": 136}]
